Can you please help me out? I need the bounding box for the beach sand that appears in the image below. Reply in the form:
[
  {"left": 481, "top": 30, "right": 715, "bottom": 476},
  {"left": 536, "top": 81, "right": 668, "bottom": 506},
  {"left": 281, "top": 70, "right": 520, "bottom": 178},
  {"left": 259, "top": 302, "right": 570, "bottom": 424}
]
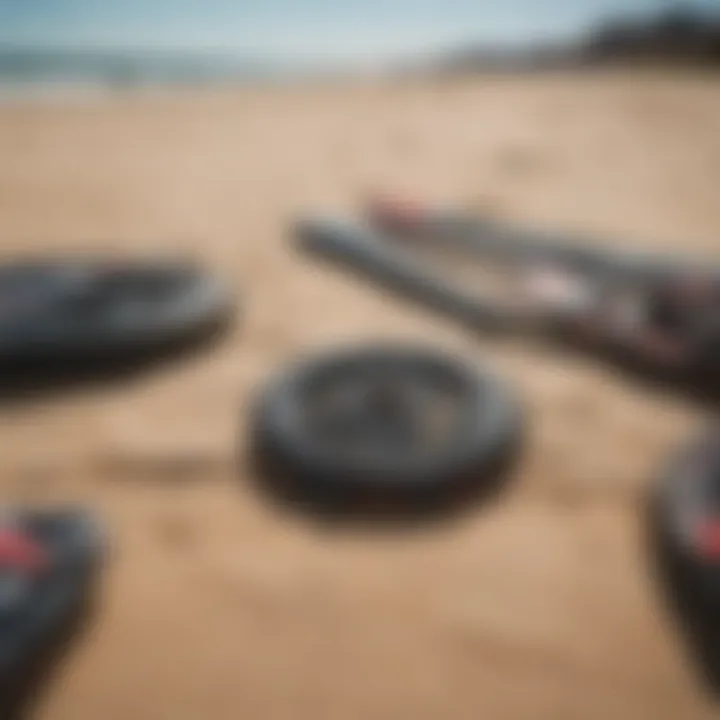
[{"left": 0, "top": 70, "right": 718, "bottom": 719}]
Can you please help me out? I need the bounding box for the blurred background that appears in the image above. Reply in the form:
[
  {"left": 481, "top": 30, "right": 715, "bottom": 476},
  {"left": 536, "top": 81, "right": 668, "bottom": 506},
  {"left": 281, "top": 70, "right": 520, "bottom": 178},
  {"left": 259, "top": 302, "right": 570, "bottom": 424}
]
[
  {"left": 0, "top": 2, "right": 719, "bottom": 720},
  {"left": 0, "top": 1, "right": 719, "bottom": 89}
]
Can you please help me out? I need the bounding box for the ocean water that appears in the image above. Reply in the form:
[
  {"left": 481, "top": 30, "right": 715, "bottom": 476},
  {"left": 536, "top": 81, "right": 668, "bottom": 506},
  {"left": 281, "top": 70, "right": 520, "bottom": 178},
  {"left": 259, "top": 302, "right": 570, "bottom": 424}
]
[
  {"left": 0, "top": 49, "right": 285, "bottom": 102},
  {"left": 0, "top": 77, "right": 122, "bottom": 103}
]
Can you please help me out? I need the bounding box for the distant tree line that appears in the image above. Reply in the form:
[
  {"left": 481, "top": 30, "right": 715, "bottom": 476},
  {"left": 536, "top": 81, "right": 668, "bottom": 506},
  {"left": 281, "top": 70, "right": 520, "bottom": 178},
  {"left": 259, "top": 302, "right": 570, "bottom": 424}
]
[
  {"left": 582, "top": 6, "right": 720, "bottom": 64},
  {"left": 430, "top": 5, "right": 720, "bottom": 75}
]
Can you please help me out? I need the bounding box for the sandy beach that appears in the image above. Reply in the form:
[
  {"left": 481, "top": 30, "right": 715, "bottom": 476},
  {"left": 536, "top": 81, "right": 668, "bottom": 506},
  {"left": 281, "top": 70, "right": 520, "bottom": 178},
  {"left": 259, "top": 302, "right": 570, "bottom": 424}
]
[{"left": 0, "top": 69, "right": 718, "bottom": 719}]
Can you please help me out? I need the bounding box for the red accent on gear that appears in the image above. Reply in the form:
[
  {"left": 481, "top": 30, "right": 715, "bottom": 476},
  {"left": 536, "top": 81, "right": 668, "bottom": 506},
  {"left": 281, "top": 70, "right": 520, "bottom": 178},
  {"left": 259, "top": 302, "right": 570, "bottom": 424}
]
[
  {"left": 695, "top": 520, "right": 720, "bottom": 560},
  {"left": 370, "top": 196, "right": 427, "bottom": 230},
  {"left": 0, "top": 529, "right": 49, "bottom": 573}
]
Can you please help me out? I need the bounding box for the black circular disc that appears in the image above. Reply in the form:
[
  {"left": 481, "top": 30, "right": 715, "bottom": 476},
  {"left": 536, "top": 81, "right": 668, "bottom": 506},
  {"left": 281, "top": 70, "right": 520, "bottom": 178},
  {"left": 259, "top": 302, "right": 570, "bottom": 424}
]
[{"left": 248, "top": 344, "right": 525, "bottom": 521}]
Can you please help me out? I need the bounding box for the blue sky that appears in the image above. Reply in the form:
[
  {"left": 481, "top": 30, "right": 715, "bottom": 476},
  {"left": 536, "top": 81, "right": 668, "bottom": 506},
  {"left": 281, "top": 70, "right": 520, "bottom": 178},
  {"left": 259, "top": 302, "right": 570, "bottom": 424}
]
[{"left": 0, "top": 0, "right": 716, "bottom": 64}]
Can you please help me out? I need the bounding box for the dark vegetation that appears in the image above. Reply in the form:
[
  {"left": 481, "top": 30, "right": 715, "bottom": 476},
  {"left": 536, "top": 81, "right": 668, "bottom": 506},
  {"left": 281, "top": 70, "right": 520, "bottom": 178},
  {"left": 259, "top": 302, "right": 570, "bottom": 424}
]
[
  {"left": 435, "top": 5, "right": 720, "bottom": 73},
  {"left": 584, "top": 6, "right": 720, "bottom": 65}
]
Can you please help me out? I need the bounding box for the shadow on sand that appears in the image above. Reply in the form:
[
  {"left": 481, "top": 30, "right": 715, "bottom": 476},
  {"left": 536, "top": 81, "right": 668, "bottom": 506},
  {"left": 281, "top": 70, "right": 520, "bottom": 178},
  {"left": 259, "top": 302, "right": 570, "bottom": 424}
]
[
  {"left": 246, "top": 413, "right": 527, "bottom": 533},
  {"left": 0, "top": 314, "right": 234, "bottom": 409}
]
